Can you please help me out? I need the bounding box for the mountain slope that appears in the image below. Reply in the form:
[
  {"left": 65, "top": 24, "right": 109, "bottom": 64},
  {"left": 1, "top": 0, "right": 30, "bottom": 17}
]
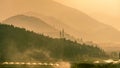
[
  {"left": 3, "top": 14, "right": 81, "bottom": 42},
  {"left": 24, "top": 12, "right": 81, "bottom": 40},
  {"left": 8, "top": 0, "right": 120, "bottom": 43},
  {"left": 2, "top": 0, "right": 120, "bottom": 52},
  {"left": 2, "top": 15, "right": 59, "bottom": 38},
  {"left": 0, "top": 24, "right": 107, "bottom": 62}
]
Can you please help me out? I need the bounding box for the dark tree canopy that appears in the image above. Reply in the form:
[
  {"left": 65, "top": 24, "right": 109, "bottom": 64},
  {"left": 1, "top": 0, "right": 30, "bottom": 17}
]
[{"left": 0, "top": 23, "right": 107, "bottom": 62}]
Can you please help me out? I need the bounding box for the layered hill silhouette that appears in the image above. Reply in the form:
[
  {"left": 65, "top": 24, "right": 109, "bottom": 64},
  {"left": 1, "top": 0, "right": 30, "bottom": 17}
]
[
  {"left": 2, "top": 0, "right": 120, "bottom": 52},
  {"left": 0, "top": 24, "right": 107, "bottom": 62},
  {"left": 3, "top": 0, "right": 120, "bottom": 42},
  {"left": 3, "top": 14, "right": 80, "bottom": 42},
  {"left": 8, "top": 0, "right": 120, "bottom": 43},
  {"left": 3, "top": 15, "right": 60, "bottom": 38},
  {"left": 24, "top": 12, "right": 81, "bottom": 39}
]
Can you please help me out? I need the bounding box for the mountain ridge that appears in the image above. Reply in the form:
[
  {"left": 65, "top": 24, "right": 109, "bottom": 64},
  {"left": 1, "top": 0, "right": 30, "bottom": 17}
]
[
  {"left": 4, "top": 0, "right": 120, "bottom": 43},
  {"left": 2, "top": 0, "right": 120, "bottom": 52},
  {"left": 3, "top": 12, "right": 120, "bottom": 52},
  {"left": 2, "top": 15, "right": 60, "bottom": 38},
  {"left": 0, "top": 23, "right": 107, "bottom": 62}
]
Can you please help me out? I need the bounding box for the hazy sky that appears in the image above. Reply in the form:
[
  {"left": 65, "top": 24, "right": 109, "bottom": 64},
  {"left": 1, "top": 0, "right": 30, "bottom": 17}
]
[
  {"left": 54, "top": 0, "right": 120, "bottom": 30},
  {"left": 0, "top": 0, "right": 120, "bottom": 30}
]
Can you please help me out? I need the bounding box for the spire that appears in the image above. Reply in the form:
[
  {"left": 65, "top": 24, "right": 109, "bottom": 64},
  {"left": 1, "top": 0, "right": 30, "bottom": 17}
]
[
  {"left": 60, "top": 29, "right": 65, "bottom": 38},
  {"left": 119, "top": 52, "right": 120, "bottom": 60}
]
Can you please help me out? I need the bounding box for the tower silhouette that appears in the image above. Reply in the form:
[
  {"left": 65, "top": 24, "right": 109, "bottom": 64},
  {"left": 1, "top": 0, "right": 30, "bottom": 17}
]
[
  {"left": 60, "top": 29, "right": 65, "bottom": 38},
  {"left": 119, "top": 52, "right": 120, "bottom": 60}
]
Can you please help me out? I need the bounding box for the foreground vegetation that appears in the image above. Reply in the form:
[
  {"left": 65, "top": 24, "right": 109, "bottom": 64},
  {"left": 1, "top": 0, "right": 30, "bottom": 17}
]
[
  {"left": 0, "top": 65, "right": 53, "bottom": 68},
  {"left": 0, "top": 63, "right": 120, "bottom": 68},
  {"left": 0, "top": 23, "right": 107, "bottom": 62},
  {"left": 71, "top": 63, "right": 120, "bottom": 68}
]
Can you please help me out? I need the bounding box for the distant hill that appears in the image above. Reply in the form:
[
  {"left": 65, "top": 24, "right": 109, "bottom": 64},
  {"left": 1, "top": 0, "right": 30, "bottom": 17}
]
[
  {"left": 23, "top": 12, "right": 120, "bottom": 52},
  {"left": 2, "top": 15, "right": 59, "bottom": 38},
  {"left": 0, "top": 24, "right": 107, "bottom": 62},
  {"left": 2, "top": 0, "right": 120, "bottom": 52},
  {"left": 24, "top": 12, "right": 81, "bottom": 39},
  {"left": 7, "top": 0, "right": 120, "bottom": 43},
  {"left": 2, "top": 14, "right": 80, "bottom": 42},
  {"left": 3, "top": 0, "right": 120, "bottom": 43}
]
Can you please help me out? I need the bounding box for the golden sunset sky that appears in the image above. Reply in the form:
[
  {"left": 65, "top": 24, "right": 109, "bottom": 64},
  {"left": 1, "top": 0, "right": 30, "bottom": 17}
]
[{"left": 0, "top": 0, "right": 120, "bottom": 30}]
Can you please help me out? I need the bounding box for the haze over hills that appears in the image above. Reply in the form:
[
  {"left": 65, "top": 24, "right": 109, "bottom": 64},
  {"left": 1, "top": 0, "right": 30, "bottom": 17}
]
[
  {"left": 24, "top": 12, "right": 81, "bottom": 39},
  {"left": 2, "top": 0, "right": 120, "bottom": 43},
  {"left": 2, "top": 14, "right": 79, "bottom": 41},
  {"left": 2, "top": 0, "right": 120, "bottom": 52},
  {"left": 2, "top": 15, "right": 60, "bottom": 38}
]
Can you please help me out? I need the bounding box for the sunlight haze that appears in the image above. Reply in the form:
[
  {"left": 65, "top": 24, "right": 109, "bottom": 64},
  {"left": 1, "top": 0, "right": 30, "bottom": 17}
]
[
  {"left": 55, "top": 0, "right": 120, "bottom": 30},
  {"left": 0, "top": 0, "right": 120, "bottom": 30}
]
